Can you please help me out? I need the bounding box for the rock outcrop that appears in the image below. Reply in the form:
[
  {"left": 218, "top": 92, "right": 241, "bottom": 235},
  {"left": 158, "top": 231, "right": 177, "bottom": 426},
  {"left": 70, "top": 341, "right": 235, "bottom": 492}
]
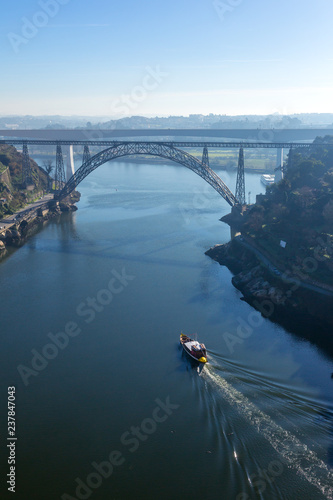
[
  {"left": 206, "top": 238, "right": 333, "bottom": 343},
  {"left": 0, "top": 198, "right": 79, "bottom": 253}
]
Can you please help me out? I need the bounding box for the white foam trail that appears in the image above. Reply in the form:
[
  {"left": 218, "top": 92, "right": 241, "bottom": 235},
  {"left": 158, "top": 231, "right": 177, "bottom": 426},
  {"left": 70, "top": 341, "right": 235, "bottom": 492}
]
[{"left": 204, "top": 367, "right": 333, "bottom": 499}]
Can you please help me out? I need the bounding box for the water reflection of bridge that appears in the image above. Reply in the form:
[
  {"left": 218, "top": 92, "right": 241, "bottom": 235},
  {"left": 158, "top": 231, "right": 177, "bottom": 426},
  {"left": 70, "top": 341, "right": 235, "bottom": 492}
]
[{"left": 0, "top": 137, "right": 322, "bottom": 207}]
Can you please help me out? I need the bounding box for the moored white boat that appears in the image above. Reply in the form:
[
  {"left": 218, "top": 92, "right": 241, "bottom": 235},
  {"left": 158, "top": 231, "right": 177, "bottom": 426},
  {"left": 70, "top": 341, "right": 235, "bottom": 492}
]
[{"left": 261, "top": 174, "right": 275, "bottom": 186}]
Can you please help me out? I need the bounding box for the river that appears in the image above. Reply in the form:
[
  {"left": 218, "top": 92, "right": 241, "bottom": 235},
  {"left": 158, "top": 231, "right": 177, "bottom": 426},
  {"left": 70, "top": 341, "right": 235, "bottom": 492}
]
[{"left": 1, "top": 160, "right": 332, "bottom": 500}]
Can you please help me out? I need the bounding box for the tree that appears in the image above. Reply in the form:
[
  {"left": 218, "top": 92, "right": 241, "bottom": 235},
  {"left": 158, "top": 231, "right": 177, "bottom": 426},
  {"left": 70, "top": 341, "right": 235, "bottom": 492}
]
[
  {"left": 42, "top": 160, "right": 53, "bottom": 190},
  {"left": 323, "top": 200, "right": 333, "bottom": 225}
]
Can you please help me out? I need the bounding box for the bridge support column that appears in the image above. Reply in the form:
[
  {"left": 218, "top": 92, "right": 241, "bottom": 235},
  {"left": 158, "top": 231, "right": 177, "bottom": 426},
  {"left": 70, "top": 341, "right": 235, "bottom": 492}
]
[
  {"left": 202, "top": 146, "right": 209, "bottom": 167},
  {"left": 235, "top": 147, "right": 245, "bottom": 205},
  {"left": 287, "top": 147, "right": 293, "bottom": 171},
  {"left": 22, "top": 141, "right": 33, "bottom": 187},
  {"left": 63, "top": 144, "right": 75, "bottom": 181},
  {"left": 275, "top": 147, "right": 284, "bottom": 182},
  {"left": 55, "top": 143, "right": 66, "bottom": 191},
  {"left": 82, "top": 144, "right": 91, "bottom": 165}
]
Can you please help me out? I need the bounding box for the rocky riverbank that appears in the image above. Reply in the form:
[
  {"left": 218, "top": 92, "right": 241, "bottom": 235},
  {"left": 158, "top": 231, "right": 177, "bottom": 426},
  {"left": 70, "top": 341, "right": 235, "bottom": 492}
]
[
  {"left": 205, "top": 238, "right": 333, "bottom": 354},
  {"left": 206, "top": 239, "right": 297, "bottom": 307},
  {"left": 0, "top": 197, "right": 79, "bottom": 258}
]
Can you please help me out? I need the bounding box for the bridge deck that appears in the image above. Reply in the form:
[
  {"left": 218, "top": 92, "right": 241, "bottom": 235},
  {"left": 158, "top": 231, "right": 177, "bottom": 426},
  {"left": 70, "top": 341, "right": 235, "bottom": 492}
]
[
  {"left": 1, "top": 128, "right": 333, "bottom": 142},
  {"left": 0, "top": 139, "right": 318, "bottom": 149}
]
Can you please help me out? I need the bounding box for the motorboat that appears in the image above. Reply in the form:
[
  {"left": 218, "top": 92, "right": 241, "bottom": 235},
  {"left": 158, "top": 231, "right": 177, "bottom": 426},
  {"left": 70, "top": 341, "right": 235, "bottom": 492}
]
[{"left": 180, "top": 333, "right": 207, "bottom": 364}]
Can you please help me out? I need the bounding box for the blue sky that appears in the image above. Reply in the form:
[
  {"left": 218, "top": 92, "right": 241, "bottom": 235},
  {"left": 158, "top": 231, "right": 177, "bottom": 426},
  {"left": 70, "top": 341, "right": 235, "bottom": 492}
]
[{"left": 1, "top": 0, "right": 333, "bottom": 117}]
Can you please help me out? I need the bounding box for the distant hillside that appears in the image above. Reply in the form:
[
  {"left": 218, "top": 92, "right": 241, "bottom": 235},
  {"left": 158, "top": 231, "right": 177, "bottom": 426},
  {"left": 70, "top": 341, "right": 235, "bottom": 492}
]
[
  {"left": 81, "top": 114, "right": 333, "bottom": 131},
  {"left": 2, "top": 113, "right": 333, "bottom": 132}
]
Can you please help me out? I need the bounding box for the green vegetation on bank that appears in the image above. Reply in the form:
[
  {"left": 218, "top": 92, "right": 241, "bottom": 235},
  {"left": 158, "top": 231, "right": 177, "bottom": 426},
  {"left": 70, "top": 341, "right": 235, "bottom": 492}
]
[
  {"left": 31, "top": 147, "right": 278, "bottom": 172},
  {"left": 241, "top": 136, "right": 333, "bottom": 285},
  {"left": 189, "top": 148, "right": 277, "bottom": 171},
  {"left": 0, "top": 145, "right": 50, "bottom": 218},
  {"left": 91, "top": 148, "right": 276, "bottom": 171}
]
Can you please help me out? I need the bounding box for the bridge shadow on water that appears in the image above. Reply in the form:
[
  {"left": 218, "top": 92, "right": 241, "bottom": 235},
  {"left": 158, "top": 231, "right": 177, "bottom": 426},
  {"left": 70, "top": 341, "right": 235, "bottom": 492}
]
[{"left": 11, "top": 212, "right": 205, "bottom": 271}]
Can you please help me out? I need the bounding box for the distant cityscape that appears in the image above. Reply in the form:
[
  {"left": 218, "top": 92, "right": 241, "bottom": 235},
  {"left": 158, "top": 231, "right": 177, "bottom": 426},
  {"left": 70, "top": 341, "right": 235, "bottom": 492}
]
[{"left": 1, "top": 113, "right": 333, "bottom": 131}]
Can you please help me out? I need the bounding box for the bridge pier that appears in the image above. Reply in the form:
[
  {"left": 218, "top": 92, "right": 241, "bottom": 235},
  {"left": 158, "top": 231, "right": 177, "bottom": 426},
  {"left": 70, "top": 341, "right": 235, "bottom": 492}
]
[
  {"left": 235, "top": 147, "right": 245, "bottom": 204},
  {"left": 62, "top": 144, "right": 75, "bottom": 181},
  {"left": 82, "top": 144, "right": 91, "bottom": 165},
  {"left": 55, "top": 143, "right": 66, "bottom": 191},
  {"left": 22, "top": 141, "right": 33, "bottom": 187},
  {"left": 275, "top": 147, "right": 284, "bottom": 182},
  {"left": 287, "top": 147, "right": 293, "bottom": 171},
  {"left": 202, "top": 146, "right": 209, "bottom": 167}
]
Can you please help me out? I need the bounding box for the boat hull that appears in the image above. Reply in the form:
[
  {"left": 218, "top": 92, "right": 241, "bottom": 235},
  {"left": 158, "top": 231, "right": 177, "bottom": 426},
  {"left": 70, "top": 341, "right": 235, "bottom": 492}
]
[
  {"left": 260, "top": 174, "right": 275, "bottom": 186},
  {"left": 180, "top": 334, "right": 207, "bottom": 364}
]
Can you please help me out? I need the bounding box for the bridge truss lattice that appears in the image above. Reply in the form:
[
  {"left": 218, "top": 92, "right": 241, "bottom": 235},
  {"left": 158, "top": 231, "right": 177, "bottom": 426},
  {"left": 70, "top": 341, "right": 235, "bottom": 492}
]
[{"left": 57, "top": 142, "right": 238, "bottom": 206}]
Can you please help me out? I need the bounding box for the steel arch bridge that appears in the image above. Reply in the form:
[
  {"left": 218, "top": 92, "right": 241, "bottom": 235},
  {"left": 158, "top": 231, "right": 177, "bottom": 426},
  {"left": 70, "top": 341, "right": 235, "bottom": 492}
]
[{"left": 56, "top": 142, "right": 238, "bottom": 206}]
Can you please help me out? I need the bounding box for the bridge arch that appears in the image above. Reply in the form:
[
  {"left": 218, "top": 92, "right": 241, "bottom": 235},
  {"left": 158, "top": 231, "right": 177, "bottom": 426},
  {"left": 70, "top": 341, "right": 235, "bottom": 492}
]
[{"left": 57, "top": 142, "right": 238, "bottom": 206}]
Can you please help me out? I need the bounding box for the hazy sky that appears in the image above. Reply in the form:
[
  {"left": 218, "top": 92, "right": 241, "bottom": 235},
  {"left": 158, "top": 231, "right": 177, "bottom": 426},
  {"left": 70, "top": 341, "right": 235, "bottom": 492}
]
[{"left": 1, "top": 0, "right": 333, "bottom": 117}]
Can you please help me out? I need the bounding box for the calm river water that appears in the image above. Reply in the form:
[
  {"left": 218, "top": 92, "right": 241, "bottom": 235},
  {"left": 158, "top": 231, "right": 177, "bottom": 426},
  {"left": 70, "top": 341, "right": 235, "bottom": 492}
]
[{"left": 1, "top": 160, "right": 333, "bottom": 500}]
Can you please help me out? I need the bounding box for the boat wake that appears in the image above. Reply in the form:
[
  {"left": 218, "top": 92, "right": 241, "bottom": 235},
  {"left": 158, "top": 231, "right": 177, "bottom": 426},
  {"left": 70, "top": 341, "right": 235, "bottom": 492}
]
[{"left": 202, "top": 365, "right": 333, "bottom": 499}]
